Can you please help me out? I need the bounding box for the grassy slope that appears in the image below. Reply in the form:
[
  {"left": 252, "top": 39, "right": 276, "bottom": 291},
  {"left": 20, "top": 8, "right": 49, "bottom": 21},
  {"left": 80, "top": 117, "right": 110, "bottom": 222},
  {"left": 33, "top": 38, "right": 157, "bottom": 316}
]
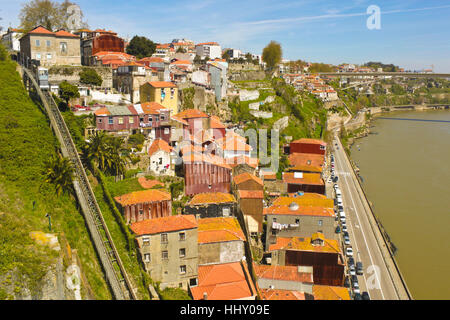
[{"left": 0, "top": 56, "right": 111, "bottom": 299}]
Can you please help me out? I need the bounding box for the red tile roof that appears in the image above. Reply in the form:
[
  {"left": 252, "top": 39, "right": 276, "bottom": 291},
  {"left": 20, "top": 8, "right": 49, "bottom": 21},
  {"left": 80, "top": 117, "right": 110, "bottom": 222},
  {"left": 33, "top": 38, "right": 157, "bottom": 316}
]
[
  {"left": 313, "top": 285, "right": 351, "bottom": 300},
  {"left": 288, "top": 153, "right": 325, "bottom": 168},
  {"left": 268, "top": 236, "right": 341, "bottom": 254},
  {"left": 291, "top": 138, "right": 327, "bottom": 146},
  {"left": 114, "top": 189, "right": 171, "bottom": 206},
  {"left": 238, "top": 190, "right": 264, "bottom": 199},
  {"left": 137, "top": 177, "right": 164, "bottom": 189},
  {"left": 130, "top": 215, "right": 197, "bottom": 236},
  {"left": 264, "top": 204, "right": 334, "bottom": 217},
  {"left": 196, "top": 42, "right": 219, "bottom": 46},
  {"left": 27, "top": 26, "right": 54, "bottom": 35},
  {"left": 147, "top": 81, "right": 177, "bottom": 88},
  {"left": 148, "top": 139, "right": 173, "bottom": 157},
  {"left": 190, "top": 262, "right": 255, "bottom": 300},
  {"left": 140, "top": 102, "right": 166, "bottom": 115},
  {"left": 139, "top": 57, "right": 164, "bottom": 63},
  {"left": 182, "top": 152, "right": 231, "bottom": 169},
  {"left": 254, "top": 264, "right": 313, "bottom": 283},
  {"left": 282, "top": 172, "right": 324, "bottom": 186},
  {"left": 175, "top": 109, "right": 209, "bottom": 119},
  {"left": 188, "top": 192, "right": 235, "bottom": 205},
  {"left": 227, "top": 155, "right": 259, "bottom": 168},
  {"left": 209, "top": 116, "right": 226, "bottom": 129},
  {"left": 54, "top": 29, "right": 79, "bottom": 38},
  {"left": 260, "top": 289, "right": 306, "bottom": 300},
  {"left": 198, "top": 217, "right": 245, "bottom": 244},
  {"left": 233, "top": 172, "right": 263, "bottom": 187}
]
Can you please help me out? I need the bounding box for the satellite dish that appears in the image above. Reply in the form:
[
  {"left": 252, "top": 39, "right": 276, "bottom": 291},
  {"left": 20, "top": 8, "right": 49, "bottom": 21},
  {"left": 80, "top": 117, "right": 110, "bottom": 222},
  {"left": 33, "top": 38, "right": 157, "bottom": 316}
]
[{"left": 289, "top": 202, "right": 299, "bottom": 211}]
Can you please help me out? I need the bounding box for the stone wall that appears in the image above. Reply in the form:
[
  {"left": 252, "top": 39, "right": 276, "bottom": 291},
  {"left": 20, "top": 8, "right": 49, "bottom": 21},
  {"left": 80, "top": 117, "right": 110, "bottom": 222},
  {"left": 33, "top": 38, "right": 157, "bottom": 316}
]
[{"left": 48, "top": 66, "right": 113, "bottom": 88}]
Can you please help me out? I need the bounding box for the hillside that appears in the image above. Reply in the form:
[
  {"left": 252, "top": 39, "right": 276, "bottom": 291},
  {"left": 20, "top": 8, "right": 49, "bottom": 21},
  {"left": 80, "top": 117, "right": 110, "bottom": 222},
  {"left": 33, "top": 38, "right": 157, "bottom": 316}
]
[{"left": 0, "top": 46, "right": 111, "bottom": 299}]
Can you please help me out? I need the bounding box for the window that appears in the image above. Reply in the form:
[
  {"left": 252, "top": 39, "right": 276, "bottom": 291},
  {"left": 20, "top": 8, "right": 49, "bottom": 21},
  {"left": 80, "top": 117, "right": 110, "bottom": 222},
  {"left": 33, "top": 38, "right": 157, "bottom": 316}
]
[
  {"left": 139, "top": 210, "right": 143, "bottom": 215},
  {"left": 171, "top": 88, "right": 175, "bottom": 99},
  {"left": 179, "top": 248, "right": 186, "bottom": 258},
  {"left": 108, "top": 117, "right": 113, "bottom": 124},
  {"left": 46, "top": 53, "right": 52, "bottom": 59},
  {"left": 164, "top": 128, "right": 170, "bottom": 135},
  {"left": 161, "top": 233, "right": 168, "bottom": 243},
  {"left": 35, "top": 40, "right": 40, "bottom": 47},
  {"left": 46, "top": 40, "right": 51, "bottom": 47},
  {"left": 144, "top": 253, "right": 151, "bottom": 262},
  {"left": 223, "top": 207, "right": 230, "bottom": 217},
  {"left": 142, "top": 237, "right": 150, "bottom": 246},
  {"left": 272, "top": 218, "right": 277, "bottom": 223},
  {"left": 179, "top": 232, "right": 186, "bottom": 241},
  {"left": 190, "top": 278, "right": 198, "bottom": 286},
  {"left": 318, "top": 220, "right": 323, "bottom": 226},
  {"left": 35, "top": 53, "right": 41, "bottom": 59},
  {"left": 155, "top": 115, "right": 159, "bottom": 122},
  {"left": 159, "top": 158, "right": 163, "bottom": 165},
  {"left": 162, "top": 251, "right": 168, "bottom": 260},
  {"left": 320, "top": 145, "right": 326, "bottom": 150},
  {"left": 161, "top": 115, "right": 165, "bottom": 121},
  {"left": 129, "top": 117, "right": 134, "bottom": 124},
  {"left": 118, "top": 117, "right": 124, "bottom": 124},
  {"left": 60, "top": 42, "right": 67, "bottom": 53},
  {"left": 180, "top": 265, "right": 186, "bottom": 274},
  {"left": 160, "top": 88, "right": 165, "bottom": 100},
  {"left": 271, "top": 230, "right": 276, "bottom": 236},
  {"left": 295, "top": 219, "right": 300, "bottom": 224},
  {"left": 140, "top": 117, "right": 144, "bottom": 122},
  {"left": 98, "top": 119, "right": 102, "bottom": 123}
]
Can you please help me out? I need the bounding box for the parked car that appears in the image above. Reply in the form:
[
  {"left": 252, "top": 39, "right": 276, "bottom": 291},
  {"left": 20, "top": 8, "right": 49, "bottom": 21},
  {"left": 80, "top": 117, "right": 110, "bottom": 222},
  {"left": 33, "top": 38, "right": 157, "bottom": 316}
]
[
  {"left": 351, "top": 275, "right": 359, "bottom": 287},
  {"left": 346, "top": 247, "right": 354, "bottom": 257},
  {"left": 343, "top": 231, "right": 349, "bottom": 238},
  {"left": 353, "top": 287, "right": 361, "bottom": 294},
  {"left": 356, "top": 262, "right": 363, "bottom": 275},
  {"left": 333, "top": 176, "right": 339, "bottom": 182},
  {"left": 362, "top": 292, "right": 371, "bottom": 300},
  {"left": 348, "top": 257, "right": 355, "bottom": 266},
  {"left": 340, "top": 216, "right": 346, "bottom": 223},
  {"left": 342, "top": 225, "right": 348, "bottom": 233},
  {"left": 334, "top": 184, "right": 339, "bottom": 190},
  {"left": 349, "top": 264, "right": 356, "bottom": 276},
  {"left": 344, "top": 236, "right": 351, "bottom": 245},
  {"left": 353, "top": 293, "right": 362, "bottom": 300},
  {"left": 344, "top": 277, "right": 350, "bottom": 288}
]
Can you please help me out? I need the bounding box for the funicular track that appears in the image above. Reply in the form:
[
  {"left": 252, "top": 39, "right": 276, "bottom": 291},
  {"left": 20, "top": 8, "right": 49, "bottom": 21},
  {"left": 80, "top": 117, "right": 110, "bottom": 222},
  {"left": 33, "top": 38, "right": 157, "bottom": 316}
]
[{"left": 22, "top": 67, "right": 137, "bottom": 300}]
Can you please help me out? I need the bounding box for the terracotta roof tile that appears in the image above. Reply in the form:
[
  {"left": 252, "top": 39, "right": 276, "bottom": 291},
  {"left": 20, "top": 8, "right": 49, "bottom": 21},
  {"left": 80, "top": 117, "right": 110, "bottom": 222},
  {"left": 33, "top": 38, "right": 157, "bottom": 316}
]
[
  {"left": 182, "top": 152, "right": 231, "bottom": 169},
  {"left": 283, "top": 172, "right": 324, "bottom": 186},
  {"left": 175, "top": 109, "right": 209, "bottom": 119},
  {"left": 190, "top": 262, "right": 254, "bottom": 300},
  {"left": 233, "top": 172, "right": 263, "bottom": 187},
  {"left": 227, "top": 155, "right": 259, "bottom": 168},
  {"left": 238, "top": 190, "right": 264, "bottom": 199},
  {"left": 268, "top": 236, "right": 341, "bottom": 254},
  {"left": 114, "top": 189, "right": 171, "bottom": 206},
  {"left": 54, "top": 29, "right": 79, "bottom": 38},
  {"left": 313, "top": 285, "right": 351, "bottom": 300},
  {"left": 137, "top": 177, "right": 164, "bottom": 189},
  {"left": 147, "top": 81, "right": 177, "bottom": 88},
  {"left": 254, "top": 264, "right": 313, "bottom": 283},
  {"left": 27, "top": 26, "right": 54, "bottom": 35},
  {"left": 148, "top": 139, "right": 173, "bottom": 157},
  {"left": 260, "top": 289, "right": 306, "bottom": 300},
  {"left": 288, "top": 153, "right": 325, "bottom": 168},
  {"left": 130, "top": 215, "right": 197, "bottom": 236},
  {"left": 291, "top": 138, "right": 327, "bottom": 146},
  {"left": 188, "top": 192, "right": 235, "bottom": 205},
  {"left": 272, "top": 196, "right": 333, "bottom": 208},
  {"left": 197, "top": 217, "right": 245, "bottom": 244}
]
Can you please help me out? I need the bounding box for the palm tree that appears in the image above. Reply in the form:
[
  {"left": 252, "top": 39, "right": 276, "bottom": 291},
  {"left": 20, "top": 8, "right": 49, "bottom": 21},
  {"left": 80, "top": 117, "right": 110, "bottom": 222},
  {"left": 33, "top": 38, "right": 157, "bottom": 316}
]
[
  {"left": 83, "top": 131, "right": 111, "bottom": 171},
  {"left": 43, "top": 153, "right": 75, "bottom": 197}
]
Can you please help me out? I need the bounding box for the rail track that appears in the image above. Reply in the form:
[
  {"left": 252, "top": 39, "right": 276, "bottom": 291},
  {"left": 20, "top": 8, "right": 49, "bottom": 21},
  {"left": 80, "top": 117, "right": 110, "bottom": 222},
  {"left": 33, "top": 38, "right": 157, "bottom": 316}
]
[{"left": 22, "top": 67, "right": 137, "bottom": 300}]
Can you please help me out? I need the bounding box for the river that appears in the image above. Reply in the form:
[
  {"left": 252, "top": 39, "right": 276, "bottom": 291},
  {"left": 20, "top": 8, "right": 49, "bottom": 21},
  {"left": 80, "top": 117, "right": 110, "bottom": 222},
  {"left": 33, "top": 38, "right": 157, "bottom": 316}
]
[{"left": 349, "top": 109, "right": 450, "bottom": 300}]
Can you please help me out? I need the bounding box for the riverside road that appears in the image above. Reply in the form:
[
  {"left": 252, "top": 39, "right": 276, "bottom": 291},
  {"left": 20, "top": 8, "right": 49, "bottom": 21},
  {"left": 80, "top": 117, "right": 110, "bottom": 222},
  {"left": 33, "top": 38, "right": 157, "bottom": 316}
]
[{"left": 332, "top": 135, "right": 411, "bottom": 300}]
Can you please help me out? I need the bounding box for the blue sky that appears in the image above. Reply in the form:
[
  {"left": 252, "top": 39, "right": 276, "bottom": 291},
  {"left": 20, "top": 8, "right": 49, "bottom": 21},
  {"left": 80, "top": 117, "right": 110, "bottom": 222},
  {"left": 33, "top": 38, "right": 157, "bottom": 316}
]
[{"left": 1, "top": 0, "right": 449, "bottom": 71}]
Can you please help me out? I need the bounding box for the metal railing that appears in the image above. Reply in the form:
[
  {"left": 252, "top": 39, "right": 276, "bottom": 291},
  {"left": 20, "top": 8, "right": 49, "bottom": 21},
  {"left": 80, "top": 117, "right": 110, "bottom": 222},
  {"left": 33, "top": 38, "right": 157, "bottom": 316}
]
[{"left": 22, "top": 67, "right": 137, "bottom": 300}]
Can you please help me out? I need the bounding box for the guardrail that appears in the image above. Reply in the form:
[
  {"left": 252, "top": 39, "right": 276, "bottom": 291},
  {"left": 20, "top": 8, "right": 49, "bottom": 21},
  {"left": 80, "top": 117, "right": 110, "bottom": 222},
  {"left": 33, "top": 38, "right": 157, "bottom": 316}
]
[{"left": 22, "top": 67, "right": 137, "bottom": 300}]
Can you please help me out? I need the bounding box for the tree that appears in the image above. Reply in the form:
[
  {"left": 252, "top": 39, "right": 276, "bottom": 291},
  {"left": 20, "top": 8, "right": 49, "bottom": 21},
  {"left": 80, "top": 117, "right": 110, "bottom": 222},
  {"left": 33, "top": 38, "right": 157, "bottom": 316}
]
[
  {"left": 126, "top": 36, "right": 156, "bottom": 59},
  {"left": 19, "top": 0, "right": 88, "bottom": 32},
  {"left": 193, "top": 55, "right": 202, "bottom": 64},
  {"left": 222, "top": 51, "right": 230, "bottom": 61},
  {"left": 262, "top": 40, "right": 282, "bottom": 71},
  {"left": 176, "top": 47, "right": 186, "bottom": 53},
  {"left": 79, "top": 68, "right": 102, "bottom": 87},
  {"left": 58, "top": 81, "right": 79, "bottom": 106},
  {"left": 43, "top": 153, "right": 75, "bottom": 197}
]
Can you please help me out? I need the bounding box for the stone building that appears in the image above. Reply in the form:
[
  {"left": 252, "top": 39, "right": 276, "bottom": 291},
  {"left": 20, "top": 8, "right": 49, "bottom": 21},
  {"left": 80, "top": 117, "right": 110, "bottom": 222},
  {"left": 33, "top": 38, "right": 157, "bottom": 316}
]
[
  {"left": 19, "top": 26, "right": 81, "bottom": 67},
  {"left": 114, "top": 62, "right": 157, "bottom": 103},
  {"left": 184, "top": 192, "right": 236, "bottom": 219},
  {"left": 130, "top": 215, "right": 198, "bottom": 290}
]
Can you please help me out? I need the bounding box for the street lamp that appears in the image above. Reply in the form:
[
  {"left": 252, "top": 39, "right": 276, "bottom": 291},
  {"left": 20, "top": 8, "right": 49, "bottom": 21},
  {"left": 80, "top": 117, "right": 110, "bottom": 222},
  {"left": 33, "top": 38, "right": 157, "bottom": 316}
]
[{"left": 45, "top": 213, "right": 52, "bottom": 232}]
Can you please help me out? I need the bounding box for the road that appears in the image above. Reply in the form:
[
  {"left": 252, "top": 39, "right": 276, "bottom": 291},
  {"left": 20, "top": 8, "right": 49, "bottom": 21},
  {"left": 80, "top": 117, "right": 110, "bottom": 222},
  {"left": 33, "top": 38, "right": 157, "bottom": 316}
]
[{"left": 332, "top": 135, "right": 411, "bottom": 300}]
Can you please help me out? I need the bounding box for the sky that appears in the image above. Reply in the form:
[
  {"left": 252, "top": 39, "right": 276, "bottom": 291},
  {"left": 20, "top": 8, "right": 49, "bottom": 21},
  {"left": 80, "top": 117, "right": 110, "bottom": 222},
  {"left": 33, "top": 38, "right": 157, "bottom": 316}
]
[{"left": 1, "top": 0, "right": 449, "bottom": 72}]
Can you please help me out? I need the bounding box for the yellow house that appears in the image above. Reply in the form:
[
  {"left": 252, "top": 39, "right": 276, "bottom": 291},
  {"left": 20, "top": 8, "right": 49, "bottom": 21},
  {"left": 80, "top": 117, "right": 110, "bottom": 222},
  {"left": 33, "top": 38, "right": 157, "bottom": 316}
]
[{"left": 140, "top": 81, "right": 178, "bottom": 115}]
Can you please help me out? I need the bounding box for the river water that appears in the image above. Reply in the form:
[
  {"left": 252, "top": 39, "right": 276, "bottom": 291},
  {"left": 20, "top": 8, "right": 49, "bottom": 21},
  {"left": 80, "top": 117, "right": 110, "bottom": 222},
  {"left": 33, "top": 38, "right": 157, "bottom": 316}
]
[{"left": 349, "top": 109, "right": 450, "bottom": 300}]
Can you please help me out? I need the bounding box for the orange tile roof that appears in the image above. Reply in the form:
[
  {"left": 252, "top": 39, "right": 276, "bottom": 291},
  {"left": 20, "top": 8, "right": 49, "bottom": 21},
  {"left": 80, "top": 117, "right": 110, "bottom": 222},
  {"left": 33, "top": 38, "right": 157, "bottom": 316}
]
[
  {"left": 148, "top": 139, "right": 173, "bottom": 157},
  {"left": 209, "top": 116, "right": 226, "bottom": 129},
  {"left": 171, "top": 60, "right": 191, "bottom": 65},
  {"left": 139, "top": 57, "right": 164, "bottom": 63},
  {"left": 137, "top": 177, "right": 164, "bottom": 189},
  {"left": 238, "top": 190, "right": 264, "bottom": 199},
  {"left": 147, "top": 81, "right": 177, "bottom": 88},
  {"left": 94, "top": 107, "right": 110, "bottom": 116},
  {"left": 260, "top": 289, "right": 306, "bottom": 300},
  {"left": 255, "top": 264, "right": 313, "bottom": 283},
  {"left": 272, "top": 196, "right": 333, "bottom": 208},
  {"left": 27, "top": 26, "right": 54, "bottom": 35},
  {"left": 288, "top": 164, "right": 323, "bottom": 173},
  {"left": 264, "top": 205, "right": 334, "bottom": 217},
  {"left": 114, "top": 189, "right": 171, "bottom": 206},
  {"left": 227, "top": 155, "right": 259, "bottom": 168},
  {"left": 175, "top": 109, "right": 209, "bottom": 119},
  {"left": 190, "top": 262, "right": 255, "bottom": 300},
  {"left": 216, "top": 135, "right": 252, "bottom": 152},
  {"left": 130, "top": 215, "right": 197, "bottom": 236},
  {"left": 233, "top": 172, "right": 263, "bottom": 187},
  {"left": 188, "top": 192, "right": 235, "bottom": 205},
  {"left": 283, "top": 172, "right": 324, "bottom": 186},
  {"left": 198, "top": 217, "right": 245, "bottom": 244},
  {"left": 313, "top": 285, "right": 351, "bottom": 300},
  {"left": 54, "top": 29, "right": 79, "bottom": 38},
  {"left": 171, "top": 114, "right": 189, "bottom": 125},
  {"left": 196, "top": 42, "right": 219, "bottom": 46},
  {"left": 291, "top": 138, "right": 327, "bottom": 146},
  {"left": 182, "top": 152, "right": 231, "bottom": 169},
  {"left": 288, "top": 153, "right": 325, "bottom": 168},
  {"left": 268, "top": 236, "right": 341, "bottom": 254},
  {"left": 140, "top": 102, "right": 166, "bottom": 115}
]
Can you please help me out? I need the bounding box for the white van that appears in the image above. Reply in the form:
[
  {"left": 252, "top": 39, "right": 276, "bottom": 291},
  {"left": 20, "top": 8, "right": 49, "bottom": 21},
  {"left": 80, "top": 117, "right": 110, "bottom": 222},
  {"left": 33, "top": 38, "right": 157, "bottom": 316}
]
[
  {"left": 336, "top": 189, "right": 342, "bottom": 197},
  {"left": 337, "top": 197, "right": 343, "bottom": 206}
]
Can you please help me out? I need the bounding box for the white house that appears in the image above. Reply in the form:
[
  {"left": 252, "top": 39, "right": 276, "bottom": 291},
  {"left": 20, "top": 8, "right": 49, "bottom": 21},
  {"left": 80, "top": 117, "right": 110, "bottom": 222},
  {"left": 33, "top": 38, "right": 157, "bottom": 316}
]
[
  {"left": 1, "top": 28, "right": 23, "bottom": 51},
  {"left": 147, "top": 139, "right": 174, "bottom": 176},
  {"left": 195, "top": 42, "right": 222, "bottom": 60}
]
